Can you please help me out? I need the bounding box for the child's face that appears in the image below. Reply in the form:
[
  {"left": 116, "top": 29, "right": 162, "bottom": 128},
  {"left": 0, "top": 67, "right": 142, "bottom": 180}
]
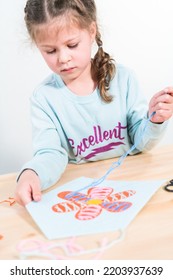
[{"left": 35, "top": 20, "right": 96, "bottom": 85}]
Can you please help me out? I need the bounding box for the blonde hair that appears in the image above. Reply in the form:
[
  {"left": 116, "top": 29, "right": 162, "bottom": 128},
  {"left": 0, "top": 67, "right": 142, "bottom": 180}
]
[{"left": 24, "top": 0, "right": 115, "bottom": 102}]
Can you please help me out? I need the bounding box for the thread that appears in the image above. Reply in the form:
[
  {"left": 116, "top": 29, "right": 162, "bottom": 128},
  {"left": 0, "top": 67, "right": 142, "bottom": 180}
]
[
  {"left": 0, "top": 197, "right": 15, "bottom": 206},
  {"left": 67, "top": 112, "right": 156, "bottom": 198},
  {"left": 17, "top": 229, "right": 124, "bottom": 260}
]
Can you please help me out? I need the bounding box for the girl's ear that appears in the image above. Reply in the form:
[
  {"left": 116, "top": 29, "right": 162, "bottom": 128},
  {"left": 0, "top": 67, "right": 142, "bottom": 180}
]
[{"left": 89, "top": 21, "right": 97, "bottom": 42}]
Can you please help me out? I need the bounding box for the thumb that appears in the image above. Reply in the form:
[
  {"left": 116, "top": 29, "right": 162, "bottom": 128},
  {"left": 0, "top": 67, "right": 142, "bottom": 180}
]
[{"left": 32, "top": 184, "right": 42, "bottom": 202}]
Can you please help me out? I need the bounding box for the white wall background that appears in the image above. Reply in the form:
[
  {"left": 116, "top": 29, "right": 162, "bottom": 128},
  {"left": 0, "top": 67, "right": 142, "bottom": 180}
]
[{"left": 1, "top": 0, "right": 173, "bottom": 175}]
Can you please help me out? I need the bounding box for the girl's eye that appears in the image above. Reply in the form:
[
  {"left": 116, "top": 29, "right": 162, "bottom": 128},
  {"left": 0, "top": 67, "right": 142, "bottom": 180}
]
[
  {"left": 46, "top": 49, "right": 56, "bottom": 54},
  {"left": 68, "top": 43, "right": 78, "bottom": 49}
]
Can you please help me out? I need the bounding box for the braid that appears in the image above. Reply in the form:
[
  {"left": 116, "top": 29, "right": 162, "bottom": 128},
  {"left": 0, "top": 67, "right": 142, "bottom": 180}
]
[{"left": 92, "top": 29, "right": 116, "bottom": 103}]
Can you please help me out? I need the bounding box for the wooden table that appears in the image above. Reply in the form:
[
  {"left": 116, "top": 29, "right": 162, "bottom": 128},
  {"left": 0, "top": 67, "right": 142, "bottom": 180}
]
[{"left": 0, "top": 144, "right": 173, "bottom": 260}]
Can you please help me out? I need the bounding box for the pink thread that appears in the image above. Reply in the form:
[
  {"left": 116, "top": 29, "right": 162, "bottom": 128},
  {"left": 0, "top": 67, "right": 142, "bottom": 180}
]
[
  {"left": 66, "top": 237, "right": 84, "bottom": 254},
  {"left": 16, "top": 229, "right": 125, "bottom": 260},
  {"left": 17, "top": 237, "right": 85, "bottom": 260}
]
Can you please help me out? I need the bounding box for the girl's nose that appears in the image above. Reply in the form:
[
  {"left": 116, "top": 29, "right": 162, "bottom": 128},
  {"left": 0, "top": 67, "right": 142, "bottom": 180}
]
[{"left": 58, "top": 50, "right": 71, "bottom": 64}]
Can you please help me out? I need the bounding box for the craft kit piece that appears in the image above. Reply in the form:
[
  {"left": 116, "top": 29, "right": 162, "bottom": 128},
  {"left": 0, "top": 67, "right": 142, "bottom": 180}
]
[
  {"left": 0, "top": 197, "right": 15, "bottom": 206},
  {"left": 163, "top": 179, "right": 173, "bottom": 192},
  {"left": 26, "top": 177, "right": 164, "bottom": 240}
]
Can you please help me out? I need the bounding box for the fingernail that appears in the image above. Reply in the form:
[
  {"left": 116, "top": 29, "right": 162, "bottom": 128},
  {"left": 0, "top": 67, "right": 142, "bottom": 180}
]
[{"left": 34, "top": 195, "right": 41, "bottom": 201}]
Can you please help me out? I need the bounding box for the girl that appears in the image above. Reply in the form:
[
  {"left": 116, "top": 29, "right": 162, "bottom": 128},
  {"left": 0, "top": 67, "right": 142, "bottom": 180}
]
[{"left": 16, "top": 0, "right": 173, "bottom": 205}]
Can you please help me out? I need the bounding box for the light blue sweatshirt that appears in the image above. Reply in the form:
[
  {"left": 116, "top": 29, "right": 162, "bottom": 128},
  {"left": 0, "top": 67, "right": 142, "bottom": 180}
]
[{"left": 20, "top": 64, "right": 167, "bottom": 190}]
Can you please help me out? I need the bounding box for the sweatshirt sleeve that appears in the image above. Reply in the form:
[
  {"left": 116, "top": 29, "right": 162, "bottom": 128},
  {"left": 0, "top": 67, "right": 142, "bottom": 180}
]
[
  {"left": 18, "top": 92, "right": 68, "bottom": 190},
  {"left": 126, "top": 69, "right": 168, "bottom": 153}
]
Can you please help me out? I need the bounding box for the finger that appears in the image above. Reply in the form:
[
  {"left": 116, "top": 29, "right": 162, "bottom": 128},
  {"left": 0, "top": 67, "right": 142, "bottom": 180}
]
[
  {"left": 163, "top": 87, "right": 173, "bottom": 95},
  {"left": 14, "top": 192, "right": 32, "bottom": 206},
  {"left": 151, "top": 93, "right": 173, "bottom": 109},
  {"left": 150, "top": 96, "right": 173, "bottom": 115},
  {"left": 33, "top": 192, "right": 41, "bottom": 202},
  {"left": 154, "top": 101, "right": 173, "bottom": 112},
  {"left": 14, "top": 195, "right": 24, "bottom": 206},
  {"left": 23, "top": 195, "right": 34, "bottom": 205},
  {"left": 157, "top": 94, "right": 173, "bottom": 104},
  {"left": 32, "top": 184, "right": 41, "bottom": 202},
  {"left": 151, "top": 109, "right": 173, "bottom": 123},
  {"left": 152, "top": 90, "right": 167, "bottom": 101},
  {"left": 151, "top": 87, "right": 173, "bottom": 103}
]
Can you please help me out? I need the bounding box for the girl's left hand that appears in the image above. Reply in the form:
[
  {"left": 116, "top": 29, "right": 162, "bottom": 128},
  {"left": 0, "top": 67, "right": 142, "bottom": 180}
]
[{"left": 149, "top": 87, "right": 173, "bottom": 123}]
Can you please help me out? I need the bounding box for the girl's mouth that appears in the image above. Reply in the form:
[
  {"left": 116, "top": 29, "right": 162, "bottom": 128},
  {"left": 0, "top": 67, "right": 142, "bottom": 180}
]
[{"left": 61, "top": 67, "right": 76, "bottom": 73}]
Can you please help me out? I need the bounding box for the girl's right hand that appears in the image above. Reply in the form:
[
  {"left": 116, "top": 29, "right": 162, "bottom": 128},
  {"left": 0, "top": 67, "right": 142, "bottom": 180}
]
[{"left": 15, "top": 169, "right": 41, "bottom": 206}]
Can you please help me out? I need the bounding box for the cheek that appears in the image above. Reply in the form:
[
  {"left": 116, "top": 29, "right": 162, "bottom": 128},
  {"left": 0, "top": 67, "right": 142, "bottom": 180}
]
[
  {"left": 42, "top": 55, "right": 57, "bottom": 67},
  {"left": 76, "top": 45, "right": 92, "bottom": 62}
]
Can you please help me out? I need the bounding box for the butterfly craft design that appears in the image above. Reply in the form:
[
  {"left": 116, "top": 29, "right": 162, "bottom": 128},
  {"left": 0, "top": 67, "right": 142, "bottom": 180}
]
[{"left": 52, "top": 187, "right": 136, "bottom": 221}]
